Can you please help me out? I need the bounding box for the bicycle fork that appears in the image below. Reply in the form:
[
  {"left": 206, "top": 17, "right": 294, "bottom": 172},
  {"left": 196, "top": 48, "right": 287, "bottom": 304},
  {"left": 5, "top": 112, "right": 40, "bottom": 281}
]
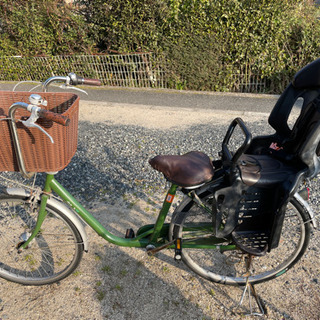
[
  {"left": 17, "top": 174, "right": 53, "bottom": 251},
  {"left": 18, "top": 192, "right": 49, "bottom": 251}
]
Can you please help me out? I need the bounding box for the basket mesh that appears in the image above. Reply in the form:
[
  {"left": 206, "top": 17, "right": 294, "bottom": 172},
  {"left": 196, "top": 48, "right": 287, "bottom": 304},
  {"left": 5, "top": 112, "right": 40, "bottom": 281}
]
[{"left": 0, "top": 91, "right": 79, "bottom": 172}]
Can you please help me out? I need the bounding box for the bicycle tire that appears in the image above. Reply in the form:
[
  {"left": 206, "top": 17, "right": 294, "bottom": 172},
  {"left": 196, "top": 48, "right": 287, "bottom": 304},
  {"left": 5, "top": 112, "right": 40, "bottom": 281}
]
[
  {"left": 170, "top": 186, "right": 311, "bottom": 286},
  {"left": 0, "top": 193, "right": 84, "bottom": 285}
]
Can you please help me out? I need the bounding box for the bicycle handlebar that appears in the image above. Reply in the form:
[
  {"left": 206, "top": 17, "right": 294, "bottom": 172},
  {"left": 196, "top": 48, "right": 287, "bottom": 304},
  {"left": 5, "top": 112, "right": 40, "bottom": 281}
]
[
  {"left": 8, "top": 73, "right": 101, "bottom": 178},
  {"left": 38, "top": 109, "right": 70, "bottom": 126},
  {"left": 42, "top": 73, "right": 101, "bottom": 92},
  {"left": 68, "top": 72, "right": 102, "bottom": 86},
  {"left": 8, "top": 102, "right": 70, "bottom": 127}
]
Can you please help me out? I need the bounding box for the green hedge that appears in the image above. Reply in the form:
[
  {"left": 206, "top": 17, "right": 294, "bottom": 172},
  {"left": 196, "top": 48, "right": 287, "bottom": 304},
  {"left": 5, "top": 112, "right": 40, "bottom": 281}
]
[
  {"left": 0, "top": 0, "right": 319, "bottom": 93},
  {"left": 75, "top": 0, "right": 320, "bottom": 92},
  {"left": 0, "top": 0, "right": 93, "bottom": 56}
]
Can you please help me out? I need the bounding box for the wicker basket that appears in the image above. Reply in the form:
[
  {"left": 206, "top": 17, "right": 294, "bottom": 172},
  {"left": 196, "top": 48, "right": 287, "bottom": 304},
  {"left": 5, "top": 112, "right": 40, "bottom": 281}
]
[{"left": 0, "top": 91, "right": 79, "bottom": 172}]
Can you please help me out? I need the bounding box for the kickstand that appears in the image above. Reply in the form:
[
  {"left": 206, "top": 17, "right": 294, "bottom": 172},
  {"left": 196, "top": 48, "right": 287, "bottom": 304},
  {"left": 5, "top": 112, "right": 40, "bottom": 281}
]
[
  {"left": 237, "top": 278, "right": 266, "bottom": 316},
  {"left": 235, "top": 255, "right": 267, "bottom": 316}
]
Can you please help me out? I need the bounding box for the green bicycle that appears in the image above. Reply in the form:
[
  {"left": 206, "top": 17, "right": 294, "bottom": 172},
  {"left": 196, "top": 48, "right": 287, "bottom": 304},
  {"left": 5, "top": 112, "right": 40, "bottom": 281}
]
[{"left": 0, "top": 64, "right": 317, "bottom": 298}]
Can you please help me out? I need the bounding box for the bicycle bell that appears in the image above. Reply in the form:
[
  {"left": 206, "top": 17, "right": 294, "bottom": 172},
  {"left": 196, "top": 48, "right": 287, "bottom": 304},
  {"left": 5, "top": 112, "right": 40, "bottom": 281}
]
[{"left": 29, "top": 94, "right": 47, "bottom": 106}]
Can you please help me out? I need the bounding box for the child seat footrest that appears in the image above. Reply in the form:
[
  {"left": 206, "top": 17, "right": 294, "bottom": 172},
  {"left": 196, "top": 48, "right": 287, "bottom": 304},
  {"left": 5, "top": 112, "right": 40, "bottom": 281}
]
[{"left": 231, "top": 230, "right": 269, "bottom": 256}]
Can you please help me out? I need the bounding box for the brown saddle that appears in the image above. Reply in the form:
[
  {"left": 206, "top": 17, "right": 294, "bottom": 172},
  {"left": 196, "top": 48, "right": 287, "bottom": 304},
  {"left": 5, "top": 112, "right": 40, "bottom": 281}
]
[{"left": 149, "top": 151, "right": 215, "bottom": 188}]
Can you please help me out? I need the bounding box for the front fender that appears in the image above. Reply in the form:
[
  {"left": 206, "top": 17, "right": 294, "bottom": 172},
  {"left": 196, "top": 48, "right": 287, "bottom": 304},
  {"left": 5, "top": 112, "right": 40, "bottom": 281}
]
[{"left": 4, "top": 187, "right": 89, "bottom": 251}]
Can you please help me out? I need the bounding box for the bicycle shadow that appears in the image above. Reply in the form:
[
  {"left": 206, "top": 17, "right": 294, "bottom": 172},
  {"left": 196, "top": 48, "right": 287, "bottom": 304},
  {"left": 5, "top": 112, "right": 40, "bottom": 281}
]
[
  {"left": 84, "top": 200, "right": 309, "bottom": 320},
  {"left": 76, "top": 226, "right": 232, "bottom": 320},
  {"left": 152, "top": 247, "right": 320, "bottom": 320},
  {"left": 145, "top": 251, "right": 298, "bottom": 320},
  {"left": 80, "top": 224, "right": 307, "bottom": 320}
]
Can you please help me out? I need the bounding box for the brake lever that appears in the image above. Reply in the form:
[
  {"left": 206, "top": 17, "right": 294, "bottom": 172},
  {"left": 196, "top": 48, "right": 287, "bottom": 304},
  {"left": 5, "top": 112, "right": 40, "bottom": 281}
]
[
  {"left": 58, "top": 84, "right": 88, "bottom": 95},
  {"left": 21, "top": 106, "right": 54, "bottom": 144}
]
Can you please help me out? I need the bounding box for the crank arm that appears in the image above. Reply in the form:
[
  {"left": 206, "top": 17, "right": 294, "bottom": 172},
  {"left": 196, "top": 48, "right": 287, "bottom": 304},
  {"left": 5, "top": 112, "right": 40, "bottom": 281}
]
[{"left": 146, "top": 239, "right": 175, "bottom": 256}]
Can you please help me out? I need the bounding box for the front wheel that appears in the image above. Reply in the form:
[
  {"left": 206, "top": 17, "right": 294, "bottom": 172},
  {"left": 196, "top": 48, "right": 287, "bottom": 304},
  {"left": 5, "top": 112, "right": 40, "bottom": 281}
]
[
  {"left": 170, "top": 188, "right": 311, "bottom": 286},
  {"left": 0, "top": 193, "right": 84, "bottom": 285}
]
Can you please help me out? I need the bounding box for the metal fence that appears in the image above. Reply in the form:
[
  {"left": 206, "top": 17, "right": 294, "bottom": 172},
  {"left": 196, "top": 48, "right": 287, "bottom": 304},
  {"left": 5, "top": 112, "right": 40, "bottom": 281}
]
[
  {"left": 0, "top": 53, "right": 166, "bottom": 88},
  {"left": 229, "top": 71, "right": 270, "bottom": 93},
  {"left": 0, "top": 54, "right": 275, "bottom": 93}
]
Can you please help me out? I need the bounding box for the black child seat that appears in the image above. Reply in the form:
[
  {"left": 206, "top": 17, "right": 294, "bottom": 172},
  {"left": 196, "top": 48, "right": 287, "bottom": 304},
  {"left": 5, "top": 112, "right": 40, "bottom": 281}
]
[{"left": 219, "top": 58, "right": 320, "bottom": 255}]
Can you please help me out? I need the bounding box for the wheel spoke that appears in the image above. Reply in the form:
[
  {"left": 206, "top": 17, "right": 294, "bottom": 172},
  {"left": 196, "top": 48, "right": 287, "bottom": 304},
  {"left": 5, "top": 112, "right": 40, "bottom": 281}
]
[
  {"left": 0, "top": 195, "right": 84, "bottom": 285},
  {"left": 171, "top": 189, "right": 311, "bottom": 285}
]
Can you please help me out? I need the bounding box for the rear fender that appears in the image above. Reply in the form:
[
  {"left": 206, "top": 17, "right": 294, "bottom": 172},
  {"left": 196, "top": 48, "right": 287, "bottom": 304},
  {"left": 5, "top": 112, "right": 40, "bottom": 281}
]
[{"left": 293, "top": 192, "right": 317, "bottom": 228}]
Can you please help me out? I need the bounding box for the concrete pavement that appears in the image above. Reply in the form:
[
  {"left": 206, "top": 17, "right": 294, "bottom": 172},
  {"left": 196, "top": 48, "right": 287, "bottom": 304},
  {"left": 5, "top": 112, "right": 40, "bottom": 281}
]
[{"left": 0, "top": 82, "right": 279, "bottom": 114}]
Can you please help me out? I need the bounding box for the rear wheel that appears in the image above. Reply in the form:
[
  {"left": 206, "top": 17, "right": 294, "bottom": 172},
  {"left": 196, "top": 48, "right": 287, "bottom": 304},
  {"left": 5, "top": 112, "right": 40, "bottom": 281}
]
[
  {"left": 170, "top": 187, "right": 311, "bottom": 286},
  {"left": 0, "top": 194, "right": 84, "bottom": 285}
]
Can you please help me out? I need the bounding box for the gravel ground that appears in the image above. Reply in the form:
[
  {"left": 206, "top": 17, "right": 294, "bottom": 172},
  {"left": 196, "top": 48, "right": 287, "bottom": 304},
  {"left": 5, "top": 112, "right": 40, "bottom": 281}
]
[{"left": 0, "top": 100, "right": 319, "bottom": 319}]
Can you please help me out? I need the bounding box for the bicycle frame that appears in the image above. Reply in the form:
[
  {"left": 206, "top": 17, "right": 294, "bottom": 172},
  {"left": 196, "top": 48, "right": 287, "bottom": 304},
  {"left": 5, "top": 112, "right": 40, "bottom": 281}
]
[
  {"left": 20, "top": 173, "right": 177, "bottom": 249},
  {"left": 20, "top": 173, "right": 236, "bottom": 252}
]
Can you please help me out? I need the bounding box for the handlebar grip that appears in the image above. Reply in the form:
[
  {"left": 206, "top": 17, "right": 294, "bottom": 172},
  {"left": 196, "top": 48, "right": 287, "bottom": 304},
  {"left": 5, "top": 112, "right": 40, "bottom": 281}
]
[
  {"left": 38, "top": 109, "right": 70, "bottom": 126},
  {"left": 68, "top": 73, "right": 101, "bottom": 86},
  {"left": 82, "top": 78, "right": 102, "bottom": 86}
]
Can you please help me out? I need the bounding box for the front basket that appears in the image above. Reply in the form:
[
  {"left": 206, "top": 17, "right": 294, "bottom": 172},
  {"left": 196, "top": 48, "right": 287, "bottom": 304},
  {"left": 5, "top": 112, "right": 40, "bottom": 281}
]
[{"left": 0, "top": 91, "right": 79, "bottom": 173}]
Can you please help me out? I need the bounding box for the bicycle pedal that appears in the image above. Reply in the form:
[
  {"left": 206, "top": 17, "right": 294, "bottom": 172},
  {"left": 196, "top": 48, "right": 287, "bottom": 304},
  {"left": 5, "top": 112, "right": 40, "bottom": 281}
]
[{"left": 125, "top": 228, "right": 135, "bottom": 238}]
